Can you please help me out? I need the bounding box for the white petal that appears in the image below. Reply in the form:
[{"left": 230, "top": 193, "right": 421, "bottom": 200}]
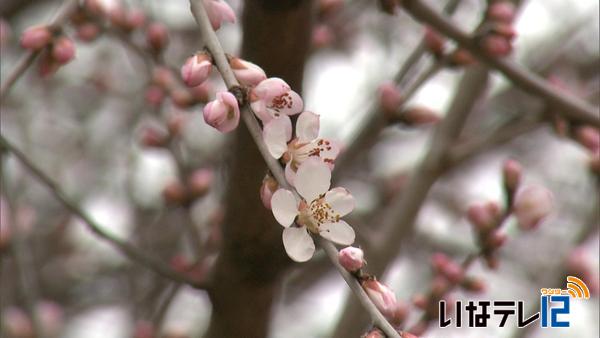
[
  {"left": 296, "top": 111, "right": 320, "bottom": 143},
  {"left": 284, "top": 162, "right": 296, "bottom": 186},
  {"left": 282, "top": 226, "right": 315, "bottom": 262},
  {"left": 325, "top": 187, "right": 355, "bottom": 217},
  {"left": 294, "top": 158, "right": 331, "bottom": 202},
  {"left": 278, "top": 90, "right": 303, "bottom": 116},
  {"left": 271, "top": 189, "right": 298, "bottom": 227},
  {"left": 319, "top": 220, "right": 355, "bottom": 245},
  {"left": 263, "top": 116, "right": 292, "bottom": 158}
]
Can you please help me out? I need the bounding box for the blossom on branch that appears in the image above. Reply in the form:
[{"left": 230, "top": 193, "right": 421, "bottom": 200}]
[
  {"left": 263, "top": 112, "right": 340, "bottom": 184},
  {"left": 229, "top": 56, "right": 266, "bottom": 87},
  {"left": 203, "top": 91, "right": 240, "bottom": 132},
  {"left": 270, "top": 159, "right": 355, "bottom": 262},
  {"left": 204, "top": 0, "right": 236, "bottom": 31},
  {"left": 181, "top": 52, "right": 212, "bottom": 87},
  {"left": 250, "top": 77, "right": 303, "bottom": 123}
]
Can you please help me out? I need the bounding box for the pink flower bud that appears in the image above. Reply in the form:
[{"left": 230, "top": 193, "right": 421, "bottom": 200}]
[
  {"left": 467, "top": 202, "right": 498, "bottom": 231},
  {"left": 229, "top": 56, "right": 267, "bottom": 87},
  {"left": 462, "top": 277, "right": 486, "bottom": 293},
  {"left": 108, "top": 7, "right": 128, "bottom": 29},
  {"left": 170, "top": 89, "right": 195, "bottom": 108},
  {"left": 312, "top": 24, "right": 335, "bottom": 49},
  {"left": 338, "top": 246, "right": 365, "bottom": 272},
  {"left": 84, "top": 0, "right": 105, "bottom": 16},
  {"left": 502, "top": 159, "right": 522, "bottom": 193},
  {"left": 449, "top": 49, "right": 476, "bottom": 66},
  {"left": 363, "top": 328, "right": 385, "bottom": 338},
  {"left": 167, "top": 113, "right": 188, "bottom": 136},
  {"left": 140, "top": 126, "right": 169, "bottom": 148},
  {"left": 260, "top": 175, "right": 278, "bottom": 209},
  {"left": 146, "top": 22, "right": 169, "bottom": 51},
  {"left": 378, "top": 82, "right": 403, "bottom": 117},
  {"left": 431, "top": 253, "right": 464, "bottom": 283},
  {"left": 362, "top": 279, "right": 398, "bottom": 318},
  {"left": 576, "top": 126, "right": 600, "bottom": 153},
  {"left": 51, "top": 36, "right": 75, "bottom": 64},
  {"left": 181, "top": 52, "right": 212, "bottom": 87},
  {"left": 400, "top": 106, "right": 441, "bottom": 125},
  {"left": 125, "top": 9, "right": 147, "bottom": 30},
  {"left": 204, "top": 0, "right": 237, "bottom": 31},
  {"left": 162, "top": 180, "right": 188, "bottom": 205},
  {"left": 190, "top": 82, "right": 212, "bottom": 103},
  {"left": 424, "top": 27, "right": 445, "bottom": 57},
  {"left": 492, "top": 23, "right": 517, "bottom": 41},
  {"left": 203, "top": 91, "right": 240, "bottom": 133},
  {"left": 76, "top": 23, "right": 101, "bottom": 42},
  {"left": 134, "top": 320, "right": 156, "bottom": 338},
  {"left": 487, "top": 2, "right": 516, "bottom": 23},
  {"left": 20, "top": 25, "right": 52, "bottom": 50},
  {"left": 514, "top": 185, "right": 553, "bottom": 230},
  {"left": 188, "top": 168, "right": 214, "bottom": 198},
  {"left": 389, "top": 302, "right": 409, "bottom": 327},
  {"left": 486, "top": 230, "right": 507, "bottom": 249},
  {"left": 152, "top": 66, "right": 175, "bottom": 89},
  {"left": 482, "top": 34, "right": 512, "bottom": 57},
  {"left": 145, "top": 85, "right": 165, "bottom": 107},
  {"left": 2, "top": 307, "right": 33, "bottom": 338}
]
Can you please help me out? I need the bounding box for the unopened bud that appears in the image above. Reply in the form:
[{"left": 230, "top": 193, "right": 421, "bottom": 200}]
[
  {"left": 134, "top": 320, "right": 155, "bottom": 338},
  {"left": 181, "top": 52, "right": 212, "bottom": 87},
  {"left": 167, "top": 113, "right": 187, "bottom": 136},
  {"left": 449, "top": 49, "right": 476, "bottom": 66},
  {"left": 467, "top": 202, "right": 498, "bottom": 232},
  {"left": 146, "top": 22, "right": 169, "bottom": 51},
  {"left": 487, "top": 2, "right": 516, "bottom": 23},
  {"left": 513, "top": 185, "right": 553, "bottom": 230},
  {"left": 462, "top": 277, "right": 486, "bottom": 293},
  {"left": 162, "top": 180, "right": 188, "bottom": 205},
  {"left": 424, "top": 27, "right": 445, "bottom": 57},
  {"left": 152, "top": 66, "right": 175, "bottom": 89},
  {"left": 260, "top": 175, "right": 278, "bottom": 209},
  {"left": 486, "top": 230, "right": 507, "bottom": 249},
  {"left": 76, "top": 23, "right": 101, "bottom": 42},
  {"left": 576, "top": 126, "right": 600, "bottom": 153},
  {"left": 338, "top": 246, "right": 365, "bottom": 272},
  {"left": 203, "top": 91, "right": 240, "bottom": 133},
  {"left": 230, "top": 56, "right": 267, "bottom": 87},
  {"left": 482, "top": 34, "right": 512, "bottom": 57},
  {"left": 20, "top": 25, "right": 52, "bottom": 50},
  {"left": 312, "top": 24, "right": 335, "bottom": 49},
  {"left": 492, "top": 23, "right": 517, "bottom": 41},
  {"left": 400, "top": 106, "right": 440, "bottom": 125},
  {"left": 145, "top": 85, "right": 165, "bottom": 107},
  {"left": 363, "top": 328, "right": 385, "bottom": 338},
  {"left": 125, "top": 9, "right": 147, "bottom": 30},
  {"left": 140, "top": 126, "right": 169, "bottom": 148},
  {"left": 362, "top": 279, "right": 398, "bottom": 318},
  {"left": 431, "top": 252, "right": 464, "bottom": 283},
  {"left": 389, "top": 302, "right": 409, "bottom": 327},
  {"left": 108, "top": 7, "right": 128, "bottom": 29},
  {"left": 51, "top": 36, "right": 76, "bottom": 64},
  {"left": 204, "top": 0, "right": 237, "bottom": 31},
  {"left": 502, "top": 159, "right": 522, "bottom": 193},
  {"left": 188, "top": 168, "right": 214, "bottom": 198},
  {"left": 170, "top": 88, "right": 195, "bottom": 108},
  {"left": 378, "top": 82, "right": 403, "bottom": 117}
]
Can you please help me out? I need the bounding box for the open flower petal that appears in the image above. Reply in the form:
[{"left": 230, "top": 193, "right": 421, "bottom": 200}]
[
  {"left": 295, "top": 158, "right": 331, "bottom": 202},
  {"left": 263, "top": 116, "right": 292, "bottom": 158},
  {"left": 282, "top": 226, "right": 315, "bottom": 262},
  {"left": 325, "top": 187, "right": 355, "bottom": 217},
  {"left": 271, "top": 189, "right": 298, "bottom": 227},
  {"left": 319, "top": 220, "right": 355, "bottom": 245},
  {"left": 296, "top": 111, "right": 320, "bottom": 143}
]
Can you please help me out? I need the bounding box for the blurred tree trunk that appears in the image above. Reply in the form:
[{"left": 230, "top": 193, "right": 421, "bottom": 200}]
[{"left": 204, "top": 1, "right": 313, "bottom": 337}]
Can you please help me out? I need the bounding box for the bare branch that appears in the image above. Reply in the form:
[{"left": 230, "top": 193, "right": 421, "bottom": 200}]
[{"left": 400, "top": 0, "right": 600, "bottom": 127}]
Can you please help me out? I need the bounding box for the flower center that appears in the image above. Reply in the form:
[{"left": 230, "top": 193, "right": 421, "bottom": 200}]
[
  {"left": 297, "top": 196, "right": 340, "bottom": 234},
  {"left": 285, "top": 139, "right": 335, "bottom": 170},
  {"left": 269, "top": 92, "right": 293, "bottom": 111}
]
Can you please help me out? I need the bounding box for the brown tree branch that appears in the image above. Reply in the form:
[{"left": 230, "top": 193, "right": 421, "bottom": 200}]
[
  {"left": 0, "top": 135, "right": 206, "bottom": 289},
  {"left": 400, "top": 0, "right": 600, "bottom": 127}
]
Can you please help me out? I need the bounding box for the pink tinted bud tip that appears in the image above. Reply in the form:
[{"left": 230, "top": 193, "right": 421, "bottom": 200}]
[
  {"left": 487, "top": 2, "right": 516, "bottom": 23},
  {"left": 514, "top": 185, "right": 554, "bottom": 230},
  {"left": 51, "top": 36, "right": 76, "bottom": 64},
  {"left": 146, "top": 22, "right": 169, "bottom": 51},
  {"left": 502, "top": 159, "right": 522, "bottom": 192},
  {"left": 181, "top": 52, "right": 212, "bottom": 87},
  {"left": 576, "top": 126, "right": 600, "bottom": 153},
  {"left": 229, "top": 56, "right": 267, "bottom": 87},
  {"left": 20, "top": 25, "right": 52, "bottom": 50},
  {"left": 338, "top": 246, "right": 365, "bottom": 272},
  {"left": 203, "top": 91, "right": 240, "bottom": 133},
  {"left": 312, "top": 24, "right": 335, "bottom": 49},
  {"left": 188, "top": 168, "right": 214, "bottom": 198},
  {"left": 378, "top": 82, "right": 403, "bottom": 116},
  {"left": 260, "top": 175, "right": 279, "bottom": 209},
  {"left": 204, "top": 0, "right": 237, "bottom": 31},
  {"left": 362, "top": 279, "right": 398, "bottom": 318}
]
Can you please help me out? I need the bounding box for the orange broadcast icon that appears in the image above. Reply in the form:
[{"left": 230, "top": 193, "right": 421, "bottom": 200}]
[{"left": 564, "top": 276, "right": 590, "bottom": 299}]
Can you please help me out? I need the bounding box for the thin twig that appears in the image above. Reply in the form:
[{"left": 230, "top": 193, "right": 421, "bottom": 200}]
[
  {"left": 0, "top": 135, "right": 206, "bottom": 289},
  {"left": 0, "top": 0, "right": 79, "bottom": 101},
  {"left": 400, "top": 0, "right": 599, "bottom": 127},
  {"left": 188, "top": 1, "right": 400, "bottom": 336}
]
